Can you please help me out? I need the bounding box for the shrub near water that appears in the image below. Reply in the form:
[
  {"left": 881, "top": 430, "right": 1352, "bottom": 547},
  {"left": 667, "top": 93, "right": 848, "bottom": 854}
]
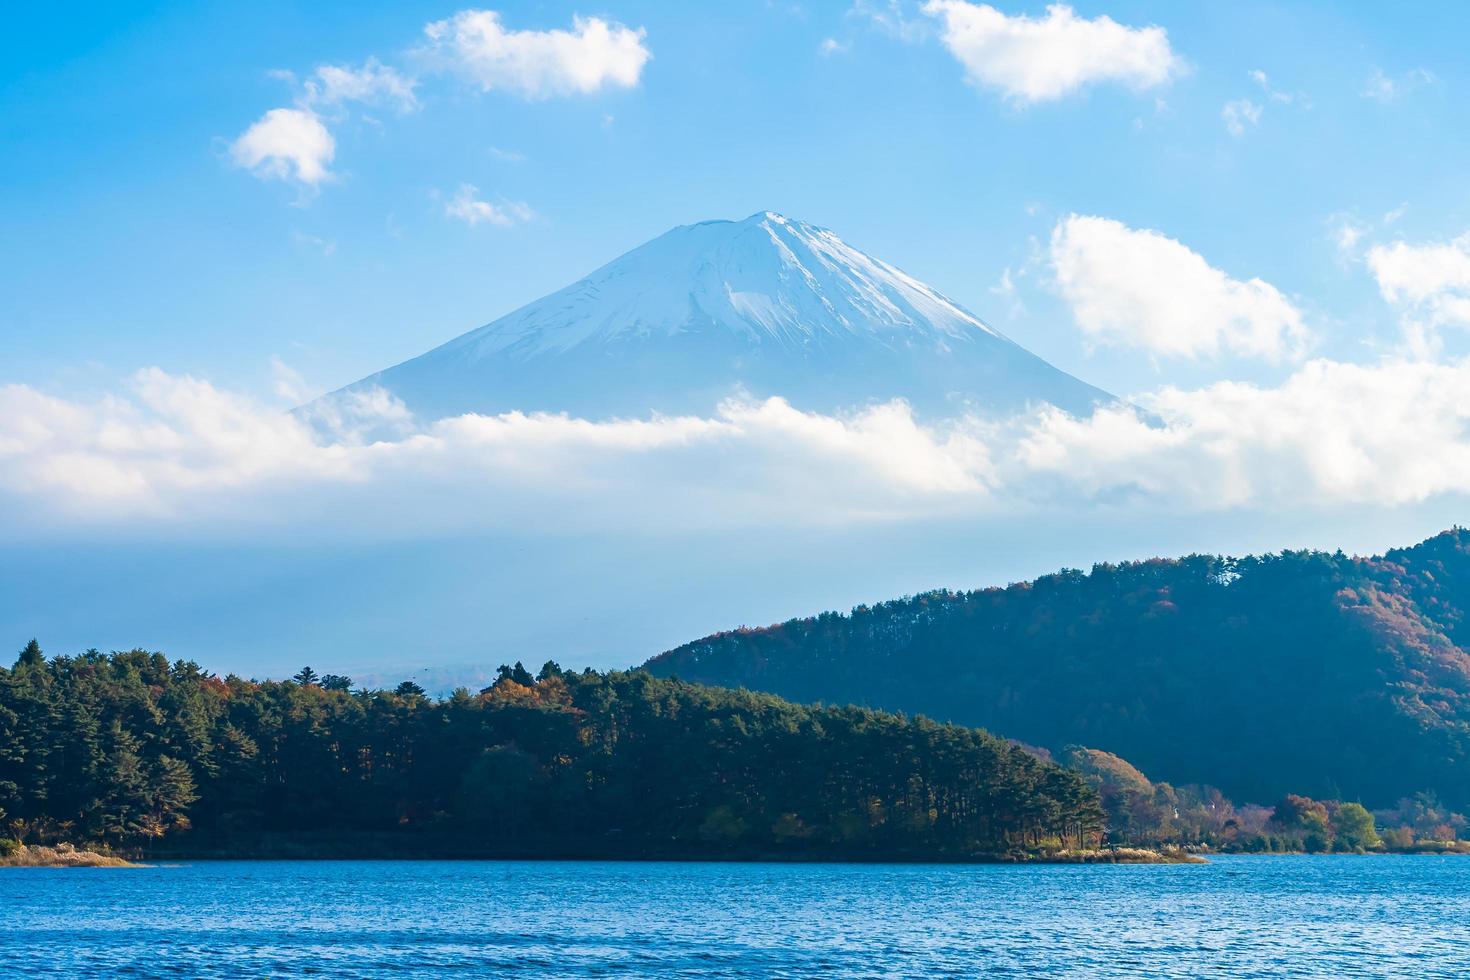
[{"left": 1057, "top": 745, "right": 1463, "bottom": 853}]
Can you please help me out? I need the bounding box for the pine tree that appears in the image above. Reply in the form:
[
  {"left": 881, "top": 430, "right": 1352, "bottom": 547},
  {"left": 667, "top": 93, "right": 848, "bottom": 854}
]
[
  {"left": 143, "top": 756, "right": 198, "bottom": 837},
  {"left": 97, "top": 721, "right": 149, "bottom": 842},
  {"left": 16, "top": 640, "right": 43, "bottom": 670}
]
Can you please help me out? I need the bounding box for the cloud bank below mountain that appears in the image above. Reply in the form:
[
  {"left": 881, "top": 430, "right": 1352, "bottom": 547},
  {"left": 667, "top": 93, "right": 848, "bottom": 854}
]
[{"left": 5, "top": 355, "right": 1469, "bottom": 540}]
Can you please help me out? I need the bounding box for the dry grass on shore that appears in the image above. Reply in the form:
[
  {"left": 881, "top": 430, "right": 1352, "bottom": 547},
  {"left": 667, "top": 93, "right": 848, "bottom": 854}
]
[
  {"left": 0, "top": 843, "right": 138, "bottom": 868},
  {"left": 1030, "top": 846, "right": 1207, "bottom": 865}
]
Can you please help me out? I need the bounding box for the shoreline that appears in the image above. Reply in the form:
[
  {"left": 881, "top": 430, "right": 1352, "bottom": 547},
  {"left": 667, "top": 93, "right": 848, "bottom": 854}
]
[
  {"left": 18, "top": 837, "right": 1464, "bottom": 867},
  {"left": 134, "top": 837, "right": 1203, "bottom": 865},
  {"left": 127, "top": 845, "right": 1468, "bottom": 865},
  {"left": 0, "top": 844, "right": 140, "bottom": 868}
]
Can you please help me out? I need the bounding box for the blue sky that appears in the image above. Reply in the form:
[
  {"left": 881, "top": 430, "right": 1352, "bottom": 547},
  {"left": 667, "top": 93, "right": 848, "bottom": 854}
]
[
  {"left": 5, "top": 1, "right": 1470, "bottom": 677},
  {"left": 6, "top": 0, "right": 1467, "bottom": 398}
]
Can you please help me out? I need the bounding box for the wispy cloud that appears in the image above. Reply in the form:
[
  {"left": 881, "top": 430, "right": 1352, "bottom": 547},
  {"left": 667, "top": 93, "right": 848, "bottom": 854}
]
[
  {"left": 291, "top": 230, "right": 337, "bottom": 255},
  {"left": 1221, "top": 98, "right": 1262, "bottom": 137},
  {"left": 302, "top": 58, "right": 419, "bottom": 112},
  {"left": 1330, "top": 214, "right": 1367, "bottom": 260},
  {"left": 444, "top": 184, "right": 535, "bottom": 227},
  {"left": 1247, "top": 68, "right": 1306, "bottom": 106},
  {"left": 849, "top": 0, "right": 931, "bottom": 42},
  {"left": 1217, "top": 98, "right": 1264, "bottom": 137},
  {"left": 1362, "top": 66, "right": 1434, "bottom": 103},
  {"left": 269, "top": 357, "right": 315, "bottom": 403}
]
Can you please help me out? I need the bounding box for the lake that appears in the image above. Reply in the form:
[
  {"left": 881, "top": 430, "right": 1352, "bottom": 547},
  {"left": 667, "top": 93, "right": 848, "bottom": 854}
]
[{"left": 5, "top": 856, "right": 1469, "bottom": 978}]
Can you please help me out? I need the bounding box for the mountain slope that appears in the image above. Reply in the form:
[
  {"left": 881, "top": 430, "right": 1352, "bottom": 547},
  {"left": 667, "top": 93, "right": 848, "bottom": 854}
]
[
  {"left": 645, "top": 528, "right": 1470, "bottom": 809},
  {"left": 323, "top": 212, "right": 1113, "bottom": 421}
]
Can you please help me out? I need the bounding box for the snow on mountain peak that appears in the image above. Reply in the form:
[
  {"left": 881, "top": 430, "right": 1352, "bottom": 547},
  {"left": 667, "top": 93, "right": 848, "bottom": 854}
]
[
  {"left": 324, "top": 212, "right": 1115, "bottom": 422},
  {"left": 438, "top": 210, "right": 1002, "bottom": 362}
]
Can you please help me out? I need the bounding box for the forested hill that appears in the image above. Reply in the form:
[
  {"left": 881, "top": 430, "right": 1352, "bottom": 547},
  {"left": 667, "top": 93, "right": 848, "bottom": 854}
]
[
  {"left": 0, "top": 648, "right": 1101, "bottom": 859},
  {"left": 645, "top": 528, "right": 1470, "bottom": 810}
]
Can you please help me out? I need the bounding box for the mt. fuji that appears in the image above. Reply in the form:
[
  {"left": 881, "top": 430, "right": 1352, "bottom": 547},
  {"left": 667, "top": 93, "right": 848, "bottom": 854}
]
[{"left": 325, "top": 212, "right": 1113, "bottom": 421}]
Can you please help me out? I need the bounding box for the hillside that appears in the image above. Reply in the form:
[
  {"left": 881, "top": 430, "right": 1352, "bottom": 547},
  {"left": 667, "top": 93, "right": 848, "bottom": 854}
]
[
  {"left": 0, "top": 647, "right": 1102, "bottom": 860},
  {"left": 646, "top": 528, "right": 1470, "bottom": 809}
]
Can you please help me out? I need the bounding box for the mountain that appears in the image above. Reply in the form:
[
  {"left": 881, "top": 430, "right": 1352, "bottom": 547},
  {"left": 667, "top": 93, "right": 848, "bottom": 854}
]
[
  {"left": 322, "top": 212, "right": 1113, "bottom": 421},
  {"left": 644, "top": 528, "right": 1470, "bottom": 810}
]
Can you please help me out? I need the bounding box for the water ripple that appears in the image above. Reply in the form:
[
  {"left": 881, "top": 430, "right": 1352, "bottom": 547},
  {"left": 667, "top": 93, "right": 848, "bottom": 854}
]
[{"left": 4, "top": 856, "right": 1469, "bottom": 978}]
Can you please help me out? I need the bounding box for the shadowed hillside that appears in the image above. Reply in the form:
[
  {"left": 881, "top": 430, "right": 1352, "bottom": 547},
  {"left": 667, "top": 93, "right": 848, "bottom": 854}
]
[{"left": 646, "top": 529, "right": 1470, "bottom": 809}]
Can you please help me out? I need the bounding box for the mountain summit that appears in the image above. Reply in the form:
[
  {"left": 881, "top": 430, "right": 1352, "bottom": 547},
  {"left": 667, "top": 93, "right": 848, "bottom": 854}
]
[{"left": 325, "top": 212, "right": 1112, "bottom": 420}]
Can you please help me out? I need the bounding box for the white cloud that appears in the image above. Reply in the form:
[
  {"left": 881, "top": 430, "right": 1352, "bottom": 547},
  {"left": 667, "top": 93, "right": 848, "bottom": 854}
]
[
  {"left": 1367, "top": 233, "right": 1470, "bottom": 355},
  {"left": 1017, "top": 358, "right": 1470, "bottom": 508},
  {"left": 819, "top": 37, "right": 847, "bottom": 55},
  {"left": 0, "top": 372, "right": 996, "bottom": 531},
  {"left": 444, "top": 184, "right": 535, "bottom": 227},
  {"left": 230, "top": 108, "right": 335, "bottom": 186},
  {"left": 0, "top": 370, "right": 350, "bottom": 518},
  {"left": 1049, "top": 215, "right": 1307, "bottom": 360},
  {"left": 421, "top": 10, "right": 651, "bottom": 98},
  {"left": 7, "top": 356, "right": 1470, "bottom": 536},
  {"left": 231, "top": 59, "right": 413, "bottom": 195},
  {"left": 303, "top": 58, "right": 419, "bottom": 112},
  {"left": 920, "top": 1, "right": 1181, "bottom": 104},
  {"left": 1367, "top": 235, "right": 1470, "bottom": 308},
  {"left": 229, "top": 8, "right": 647, "bottom": 198},
  {"left": 1221, "top": 98, "right": 1261, "bottom": 137}
]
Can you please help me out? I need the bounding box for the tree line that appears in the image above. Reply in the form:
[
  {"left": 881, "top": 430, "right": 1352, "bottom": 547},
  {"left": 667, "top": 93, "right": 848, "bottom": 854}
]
[{"left": 0, "top": 642, "right": 1104, "bottom": 858}]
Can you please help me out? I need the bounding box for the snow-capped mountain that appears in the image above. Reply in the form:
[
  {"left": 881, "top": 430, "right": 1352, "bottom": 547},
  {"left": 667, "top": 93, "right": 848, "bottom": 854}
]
[{"left": 323, "top": 212, "right": 1112, "bottom": 421}]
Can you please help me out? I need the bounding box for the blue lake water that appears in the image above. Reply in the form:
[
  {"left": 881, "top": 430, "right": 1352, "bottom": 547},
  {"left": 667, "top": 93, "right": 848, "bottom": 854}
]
[{"left": 5, "top": 856, "right": 1469, "bottom": 978}]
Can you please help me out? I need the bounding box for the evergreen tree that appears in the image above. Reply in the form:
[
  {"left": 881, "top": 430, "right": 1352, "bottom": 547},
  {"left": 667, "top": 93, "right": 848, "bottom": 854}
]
[{"left": 16, "top": 640, "right": 43, "bottom": 670}]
